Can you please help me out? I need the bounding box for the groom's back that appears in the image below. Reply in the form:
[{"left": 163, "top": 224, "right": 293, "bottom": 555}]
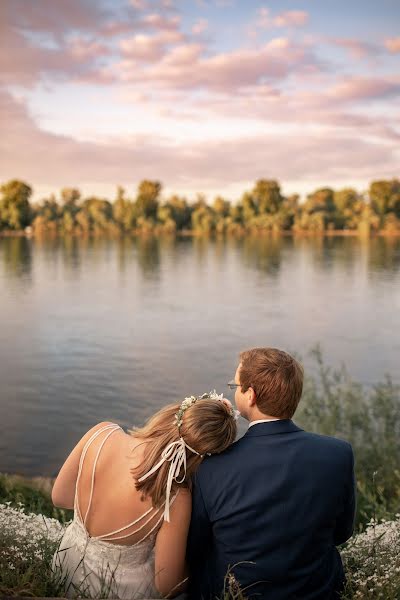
[{"left": 188, "top": 420, "right": 355, "bottom": 600}]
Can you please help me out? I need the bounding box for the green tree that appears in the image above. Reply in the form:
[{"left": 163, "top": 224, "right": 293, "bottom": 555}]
[
  {"left": 60, "top": 187, "right": 80, "bottom": 232},
  {"left": 61, "top": 188, "right": 80, "bottom": 210},
  {"left": 81, "top": 197, "right": 113, "bottom": 231},
  {"left": 300, "top": 188, "right": 336, "bottom": 230},
  {"left": 229, "top": 201, "right": 243, "bottom": 224},
  {"left": 241, "top": 192, "right": 257, "bottom": 224},
  {"left": 158, "top": 195, "right": 192, "bottom": 231},
  {"left": 252, "top": 179, "right": 283, "bottom": 214},
  {"left": 191, "top": 195, "right": 215, "bottom": 233},
  {"left": 112, "top": 186, "right": 137, "bottom": 232},
  {"left": 334, "top": 188, "right": 359, "bottom": 214},
  {"left": 304, "top": 188, "right": 335, "bottom": 214},
  {"left": 135, "top": 180, "right": 161, "bottom": 220},
  {"left": 32, "top": 194, "right": 60, "bottom": 234},
  {"left": 212, "top": 196, "right": 230, "bottom": 233},
  {"left": 0, "top": 180, "right": 32, "bottom": 230},
  {"left": 369, "top": 180, "right": 400, "bottom": 226},
  {"left": 334, "top": 188, "right": 366, "bottom": 230},
  {"left": 113, "top": 186, "right": 127, "bottom": 228},
  {"left": 212, "top": 196, "right": 230, "bottom": 218}
]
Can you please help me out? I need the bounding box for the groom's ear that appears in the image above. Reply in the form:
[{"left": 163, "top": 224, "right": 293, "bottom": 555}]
[{"left": 248, "top": 387, "right": 257, "bottom": 407}]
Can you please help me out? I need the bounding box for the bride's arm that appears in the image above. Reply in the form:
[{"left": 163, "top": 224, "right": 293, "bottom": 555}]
[
  {"left": 51, "top": 421, "right": 113, "bottom": 509},
  {"left": 154, "top": 487, "right": 191, "bottom": 598}
]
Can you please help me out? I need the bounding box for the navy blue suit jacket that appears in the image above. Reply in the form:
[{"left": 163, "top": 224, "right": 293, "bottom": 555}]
[{"left": 187, "top": 420, "right": 355, "bottom": 600}]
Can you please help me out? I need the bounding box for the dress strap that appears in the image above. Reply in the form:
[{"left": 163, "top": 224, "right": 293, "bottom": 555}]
[
  {"left": 98, "top": 491, "right": 180, "bottom": 543},
  {"left": 74, "top": 423, "right": 121, "bottom": 525}
]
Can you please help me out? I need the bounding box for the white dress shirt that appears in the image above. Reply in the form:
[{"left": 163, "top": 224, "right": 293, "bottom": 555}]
[{"left": 248, "top": 418, "right": 281, "bottom": 428}]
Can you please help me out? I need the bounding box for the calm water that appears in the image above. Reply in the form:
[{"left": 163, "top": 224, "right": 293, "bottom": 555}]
[{"left": 1, "top": 235, "right": 399, "bottom": 476}]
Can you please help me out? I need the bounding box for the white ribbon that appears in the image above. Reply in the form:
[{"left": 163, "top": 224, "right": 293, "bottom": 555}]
[{"left": 138, "top": 437, "right": 202, "bottom": 522}]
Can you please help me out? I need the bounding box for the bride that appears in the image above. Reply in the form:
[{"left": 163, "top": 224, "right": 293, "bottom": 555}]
[{"left": 51, "top": 392, "right": 238, "bottom": 598}]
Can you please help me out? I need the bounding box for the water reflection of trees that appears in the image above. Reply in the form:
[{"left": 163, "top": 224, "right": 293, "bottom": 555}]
[
  {"left": 238, "top": 235, "right": 284, "bottom": 276},
  {"left": 295, "top": 237, "right": 361, "bottom": 274},
  {"left": 0, "top": 237, "right": 32, "bottom": 281},
  {"left": 368, "top": 237, "right": 400, "bottom": 274},
  {"left": 134, "top": 236, "right": 161, "bottom": 278}
]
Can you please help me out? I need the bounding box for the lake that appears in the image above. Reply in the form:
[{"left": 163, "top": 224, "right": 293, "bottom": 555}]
[{"left": 0, "top": 234, "right": 399, "bottom": 476}]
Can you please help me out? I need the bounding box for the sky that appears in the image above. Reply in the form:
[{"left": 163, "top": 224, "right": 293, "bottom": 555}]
[{"left": 1, "top": 0, "right": 399, "bottom": 203}]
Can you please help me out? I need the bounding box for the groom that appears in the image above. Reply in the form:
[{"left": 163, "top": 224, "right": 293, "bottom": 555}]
[{"left": 187, "top": 347, "right": 355, "bottom": 600}]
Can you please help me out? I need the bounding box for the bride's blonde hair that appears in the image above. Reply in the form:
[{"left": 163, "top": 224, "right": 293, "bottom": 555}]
[{"left": 130, "top": 398, "right": 237, "bottom": 507}]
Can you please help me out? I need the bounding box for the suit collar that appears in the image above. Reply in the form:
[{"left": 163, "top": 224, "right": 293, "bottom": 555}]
[{"left": 243, "top": 419, "right": 302, "bottom": 437}]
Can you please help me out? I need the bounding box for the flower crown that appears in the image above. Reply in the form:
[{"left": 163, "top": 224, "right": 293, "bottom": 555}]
[{"left": 174, "top": 390, "right": 239, "bottom": 428}]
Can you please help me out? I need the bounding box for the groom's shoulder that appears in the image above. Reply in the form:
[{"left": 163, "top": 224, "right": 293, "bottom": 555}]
[
  {"left": 196, "top": 435, "right": 243, "bottom": 473},
  {"left": 300, "top": 428, "right": 353, "bottom": 457}
]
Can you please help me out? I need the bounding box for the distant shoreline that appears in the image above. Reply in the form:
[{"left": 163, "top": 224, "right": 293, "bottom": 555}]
[
  {"left": 1, "top": 472, "right": 54, "bottom": 495},
  {"left": 1, "top": 229, "right": 400, "bottom": 239}
]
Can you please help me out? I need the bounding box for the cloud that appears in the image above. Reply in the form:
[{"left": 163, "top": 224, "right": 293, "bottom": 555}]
[
  {"left": 273, "top": 11, "right": 309, "bottom": 28},
  {"left": 115, "top": 37, "right": 323, "bottom": 92},
  {"left": 328, "top": 77, "right": 400, "bottom": 103},
  {"left": 1, "top": 89, "right": 398, "bottom": 199},
  {"left": 0, "top": 0, "right": 108, "bottom": 35},
  {"left": 68, "top": 37, "right": 110, "bottom": 60},
  {"left": 0, "top": 0, "right": 116, "bottom": 87},
  {"left": 120, "top": 30, "right": 184, "bottom": 62},
  {"left": 257, "top": 8, "right": 309, "bottom": 29},
  {"left": 331, "top": 38, "right": 379, "bottom": 59},
  {"left": 385, "top": 37, "right": 400, "bottom": 53},
  {"left": 0, "top": 24, "right": 110, "bottom": 87},
  {"left": 130, "top": 0, "right": 148, "bottom": 10},
  {"left": 140, "top": 13, "right": 181, "bottom": 31},
  {"left": 192, "top": 18, "right": 208, "bottom": 35}
]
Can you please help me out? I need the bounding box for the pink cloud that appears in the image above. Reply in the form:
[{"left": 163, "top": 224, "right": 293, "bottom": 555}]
[
  {"left": 331, "top": 38, "right": 379, "bottom": 59},
  {"left": 273, "top": 11, "right": 309, "bottom": 28},
  {"left": 192, "top": 18, "right": 208, "bottom": 35},
  {"left": 257, "top": 8, "right": 309, "bottom": 29},
  {"left": 140, "top": 13, "right": 181, "bottom": 31},
  {"left": 0, "top": 25, "right": 109, "bottom": 87},
  {"left": 329, "top": 77, "right": 400, "bottom": 102},
  {"left": 120, "top": 30, "right": 184, "bottom": 62},
  {"left": 0, "top": 0, "right": 108, "bottom": 35},
  {"left": 385, "top": 37, "right": 400, "bottom": 53},
  {"left": 115, "top": 38, "right": 323, "bottom": 92},
  {"left": 100, "top": 21, "right": 137, "bottom": 37},
  {"left": 68, "top": 37, "right": 110, "bottom": 60},
  {"left": 130, "top": 0, "right": 148, "bottom": 10},
  {"left": 1, "top": 89, "right": 398, "bottom": 197},
  {"left": 164, "top": 43, "right": 204, "bottom": 65}
]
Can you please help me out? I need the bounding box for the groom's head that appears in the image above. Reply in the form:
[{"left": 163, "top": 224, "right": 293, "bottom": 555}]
[{"left": 235, "top": 348, "right": 303, "bottom": 420}]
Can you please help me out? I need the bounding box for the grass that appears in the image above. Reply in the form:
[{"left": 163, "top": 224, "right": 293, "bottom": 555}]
[
  {"left": 296, "top": 346, "right": 400, "bottom": 529},
  {"left": 0, "top": 473, "right": 72, "bottom": 523},
  {"left": 341, "top": 516, "right": 400, "bottom": 599},
  {"left": 0, "top": 502, "right": 67, "bottom": 597}
]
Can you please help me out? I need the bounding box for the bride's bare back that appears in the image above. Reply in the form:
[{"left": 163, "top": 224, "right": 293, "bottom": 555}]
[
  {"left": 52, "top": 422, "right": 191, "bottom": 596},
  {"left": 76, "top": 424, "right": 160, "bottom": 544}
]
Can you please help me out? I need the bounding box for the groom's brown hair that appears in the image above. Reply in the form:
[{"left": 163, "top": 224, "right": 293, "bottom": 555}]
[{"left": 239, "top": 347, "right": 303, "bottom": 419}]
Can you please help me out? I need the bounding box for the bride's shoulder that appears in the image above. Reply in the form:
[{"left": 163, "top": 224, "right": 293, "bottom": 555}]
[
  {"left": 160, "top": 487, "right": 192, "bottom": 530},
  {"left": 172, "top": 487, "right": 192, "bottom": 511}
]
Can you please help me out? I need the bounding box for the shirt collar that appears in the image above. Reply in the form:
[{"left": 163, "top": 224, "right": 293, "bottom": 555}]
[{"left": 248, "top": 418, "right": 281, "bottom": 428}]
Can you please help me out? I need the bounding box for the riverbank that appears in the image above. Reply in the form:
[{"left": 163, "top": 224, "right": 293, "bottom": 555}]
[
  {"left": 1, "top": 228, "right": 400, "bottom": 238},
  {"left": 0, "top": 473, "right": 72, "bottom": 523},
  {"left": 0, "top": 474, "right": 399, "bottom": 599}
]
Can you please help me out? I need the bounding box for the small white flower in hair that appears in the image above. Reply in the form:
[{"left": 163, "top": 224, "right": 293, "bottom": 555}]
[{"left": 174, "top": 390, "right": 240, "bottom": 428}]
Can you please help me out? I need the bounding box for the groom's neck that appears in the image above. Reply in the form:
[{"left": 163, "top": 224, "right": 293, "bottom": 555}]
[{"left": 247, "top": 405, "right": 284, "bottom": 422}]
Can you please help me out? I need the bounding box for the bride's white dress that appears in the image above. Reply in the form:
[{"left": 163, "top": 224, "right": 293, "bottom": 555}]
[{"left": 52, "top": 423, "right": 171, "bottom": 599}]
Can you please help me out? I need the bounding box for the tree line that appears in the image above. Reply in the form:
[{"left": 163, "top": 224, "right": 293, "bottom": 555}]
[{"left": 1, "top": 178, "right": 400, "bottom": 236}]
